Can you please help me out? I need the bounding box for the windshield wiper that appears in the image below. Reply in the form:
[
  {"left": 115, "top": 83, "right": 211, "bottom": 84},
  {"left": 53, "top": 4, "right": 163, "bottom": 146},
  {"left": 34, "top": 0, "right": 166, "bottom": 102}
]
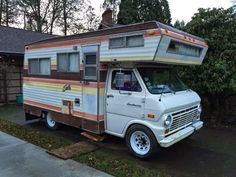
[{"left": 159, "top": 85, "right": 176, "bottom": 102}]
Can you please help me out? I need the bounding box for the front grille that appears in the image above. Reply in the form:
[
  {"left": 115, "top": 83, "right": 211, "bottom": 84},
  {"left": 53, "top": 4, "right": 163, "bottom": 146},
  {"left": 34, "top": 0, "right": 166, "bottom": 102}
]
[{"left": 170, "top": 106, "right": 198, "bottom": 132}]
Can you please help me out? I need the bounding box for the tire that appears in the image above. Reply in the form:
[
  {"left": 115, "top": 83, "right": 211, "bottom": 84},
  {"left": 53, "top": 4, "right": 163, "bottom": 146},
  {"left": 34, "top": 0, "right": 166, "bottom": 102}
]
[
  {"left": 44, "top": 112, "right": 59, "bottom": 130},
  {"left": 125, "top": 124, "right": 158, "bottom": 159}
]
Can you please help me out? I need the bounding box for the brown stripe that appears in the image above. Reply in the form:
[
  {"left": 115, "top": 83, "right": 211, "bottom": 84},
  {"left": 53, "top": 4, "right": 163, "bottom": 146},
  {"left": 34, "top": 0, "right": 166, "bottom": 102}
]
[
  {"left": 24, "top": 99, "right": 104, "bottom": 121},
  {"left": 23, "top": 77, "right": 106, "bottom": 88},
  {"left": 27, "top": 37, "right": 108, "bottom": 50},
  {"left": 161, "top": 29, "right": 208, "bottom": 47}
]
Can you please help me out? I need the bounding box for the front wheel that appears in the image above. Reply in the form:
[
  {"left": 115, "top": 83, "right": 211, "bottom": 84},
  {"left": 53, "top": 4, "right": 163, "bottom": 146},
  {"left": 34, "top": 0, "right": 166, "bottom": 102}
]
[
  {"left": 126, "top": 125, "right": 158, "bottom": 159},
  {"left": 44, "top": 112, "right": 59, "bottom": 130}
]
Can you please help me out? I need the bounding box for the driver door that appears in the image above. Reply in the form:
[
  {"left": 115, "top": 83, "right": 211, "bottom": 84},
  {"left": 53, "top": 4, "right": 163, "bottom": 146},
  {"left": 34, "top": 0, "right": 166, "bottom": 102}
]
[{"left": 106, "top": 69, "right": 145, "bottom": 134}]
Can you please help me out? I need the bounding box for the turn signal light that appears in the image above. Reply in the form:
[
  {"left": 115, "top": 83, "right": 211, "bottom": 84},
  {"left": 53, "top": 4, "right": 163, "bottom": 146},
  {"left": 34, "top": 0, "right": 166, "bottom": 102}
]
[
  {"left": 147, "top": 114, "right": 155, "bottom": 119},
  {"left": 165, "top": 129, "right": 170, "bottom": 134}
]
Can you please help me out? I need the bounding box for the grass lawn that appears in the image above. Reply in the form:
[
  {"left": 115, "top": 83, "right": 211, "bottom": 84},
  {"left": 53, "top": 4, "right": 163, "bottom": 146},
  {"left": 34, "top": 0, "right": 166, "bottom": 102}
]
[
  {"left": 0, "top": 118, "right": 73, "bottom": 150},
  {"left": 74, "top": 149, "right": 169, "bottom": 177}
]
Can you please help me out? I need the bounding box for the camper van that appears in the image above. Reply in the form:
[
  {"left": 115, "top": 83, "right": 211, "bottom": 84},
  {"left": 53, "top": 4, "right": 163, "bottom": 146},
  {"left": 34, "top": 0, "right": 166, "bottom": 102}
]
[{"left": 23, "top": 21, "right": 208, "bottom": 158}]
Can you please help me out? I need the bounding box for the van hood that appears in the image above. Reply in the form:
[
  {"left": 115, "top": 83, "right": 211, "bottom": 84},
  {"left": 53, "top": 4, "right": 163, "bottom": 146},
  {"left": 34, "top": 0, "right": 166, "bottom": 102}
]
[{"left": 160, "top": 90, "right": 200, "bottom": 113}]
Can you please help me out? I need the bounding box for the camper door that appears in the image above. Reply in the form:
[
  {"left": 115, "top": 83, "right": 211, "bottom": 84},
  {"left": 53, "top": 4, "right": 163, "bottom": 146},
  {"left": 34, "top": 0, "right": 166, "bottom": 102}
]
[{"left": 81, "top": 45, "right": 100, "bottom": 121}]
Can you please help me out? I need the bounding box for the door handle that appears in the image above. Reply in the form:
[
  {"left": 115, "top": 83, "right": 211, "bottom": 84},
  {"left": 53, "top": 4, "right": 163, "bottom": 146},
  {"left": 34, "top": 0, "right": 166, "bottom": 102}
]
[
  {"left": 127, "top": 103, "right": 142, "bottom": 108},
  {"left": 107, "top": 94, "right": 114, "bottom": 98}
]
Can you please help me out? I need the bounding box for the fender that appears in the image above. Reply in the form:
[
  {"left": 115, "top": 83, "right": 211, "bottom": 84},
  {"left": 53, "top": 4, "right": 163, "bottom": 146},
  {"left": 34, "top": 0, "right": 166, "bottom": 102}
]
[{"left": 105, "top": 119, "right": 164, "bottom": 142}]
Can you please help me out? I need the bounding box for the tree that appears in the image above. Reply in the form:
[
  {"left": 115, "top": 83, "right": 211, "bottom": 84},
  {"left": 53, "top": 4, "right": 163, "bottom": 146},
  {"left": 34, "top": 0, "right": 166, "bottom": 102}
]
[
  {"left": 19, "top": 0, "right": 52, "bottom": 32},
  {"left": 81, "top": 5, "right": 100, "bottom": 32},
  {"left": 48, "top": 0, "right": 61, "bottom": 34},
  {"left": 0, "top": 0, "right": 18, "bottom": 26},
  {"left": 60, "top": 0, "right": 85, "bottom": 35},
  {"left": 174, "top": 20, "right": 185, "bottom": 30},
  {"left": 178, "top": 7, "right": 236, "bottom": 123},
  {"left": 68, "top": 5, "right": 100, "bottom": 34},
  {"left": 117, "top": 0, "right": 171, "bottom": 25},
  {"left": 0, "top": 0, "right": 3, "bottom": 25}
]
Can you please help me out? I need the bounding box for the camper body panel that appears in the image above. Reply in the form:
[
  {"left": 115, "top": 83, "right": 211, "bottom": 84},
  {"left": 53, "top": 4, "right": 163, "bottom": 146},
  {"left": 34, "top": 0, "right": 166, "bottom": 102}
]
[{"left": 24, "top": 43, "right": 106, "bottom": 133}]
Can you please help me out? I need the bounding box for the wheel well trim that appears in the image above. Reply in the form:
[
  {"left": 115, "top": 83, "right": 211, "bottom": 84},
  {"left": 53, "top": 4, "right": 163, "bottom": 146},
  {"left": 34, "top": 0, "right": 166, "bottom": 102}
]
[{"left": 122, "top": 120, "right": 158, "bottom": 138}]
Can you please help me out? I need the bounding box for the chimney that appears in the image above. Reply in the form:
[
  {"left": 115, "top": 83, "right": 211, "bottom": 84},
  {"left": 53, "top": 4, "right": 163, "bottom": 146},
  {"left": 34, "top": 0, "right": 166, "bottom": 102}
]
[{"left": 99, "top": 8, "right": 113, "bottom": 29}]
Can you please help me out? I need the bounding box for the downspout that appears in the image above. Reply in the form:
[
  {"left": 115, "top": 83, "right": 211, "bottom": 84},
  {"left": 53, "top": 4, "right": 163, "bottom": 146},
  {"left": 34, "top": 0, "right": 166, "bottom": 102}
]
[{"left": 97, "top": 45, "right": 100, "bottom": 133}]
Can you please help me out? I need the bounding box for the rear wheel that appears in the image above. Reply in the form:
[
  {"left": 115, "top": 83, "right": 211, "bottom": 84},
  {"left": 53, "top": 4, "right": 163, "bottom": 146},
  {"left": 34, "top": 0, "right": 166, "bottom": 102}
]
[
  {"left": 45, "top": 112, "right": 59, "bottom": 130},
  {"left": 126, "top": 125, "right": 158, "bottom": 159}
]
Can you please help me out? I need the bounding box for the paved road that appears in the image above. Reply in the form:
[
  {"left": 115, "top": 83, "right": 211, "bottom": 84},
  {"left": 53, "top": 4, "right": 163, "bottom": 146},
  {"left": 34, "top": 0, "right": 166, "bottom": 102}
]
[{"left": 0, "top": 131, "right": 112, "bottom": 177}]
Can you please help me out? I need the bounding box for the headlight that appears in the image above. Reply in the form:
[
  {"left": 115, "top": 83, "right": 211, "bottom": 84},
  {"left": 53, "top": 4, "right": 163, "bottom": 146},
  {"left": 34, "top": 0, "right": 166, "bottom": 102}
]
[
  {"left": 196, "top": 104, "right": 202, "bottom": 120},
  {"left": 164, "top": 115, "right": 173, "bottom": 127}
]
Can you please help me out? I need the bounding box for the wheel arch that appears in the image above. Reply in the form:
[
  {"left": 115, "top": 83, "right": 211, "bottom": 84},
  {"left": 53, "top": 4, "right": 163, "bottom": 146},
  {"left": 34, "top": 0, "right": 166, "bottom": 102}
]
[{"left": 123, "top": 120, "right": 157, "bottom": 139}]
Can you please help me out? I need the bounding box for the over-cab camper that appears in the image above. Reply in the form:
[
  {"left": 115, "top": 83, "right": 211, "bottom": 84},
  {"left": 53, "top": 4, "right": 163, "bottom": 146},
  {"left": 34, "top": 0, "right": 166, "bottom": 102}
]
[{"left": 23, "top": 21, "right": 208, "bottom": 158}]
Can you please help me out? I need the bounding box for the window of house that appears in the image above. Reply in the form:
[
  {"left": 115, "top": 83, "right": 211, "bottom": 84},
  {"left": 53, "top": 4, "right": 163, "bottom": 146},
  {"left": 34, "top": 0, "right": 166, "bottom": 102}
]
[
  {"left": 57, "top": 52, "right": 79, "bottom": 72},
  {"left": 111, "top": 70, "right": 142, "bottom": 92},
  {"left": 109, "top": 35, "right": 144, "bottom": 49},
  {"left": 84, "top": 53, "right": 97, "bottom": 80},
  {"left": 28, "top": 58, "right": 50, "bottom": 75}
]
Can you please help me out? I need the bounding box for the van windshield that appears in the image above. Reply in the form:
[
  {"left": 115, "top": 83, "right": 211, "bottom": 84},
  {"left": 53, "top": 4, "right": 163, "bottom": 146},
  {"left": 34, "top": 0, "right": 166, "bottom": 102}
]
[{"left": 138, "top": 67, "right": 188, "bottom": 94}]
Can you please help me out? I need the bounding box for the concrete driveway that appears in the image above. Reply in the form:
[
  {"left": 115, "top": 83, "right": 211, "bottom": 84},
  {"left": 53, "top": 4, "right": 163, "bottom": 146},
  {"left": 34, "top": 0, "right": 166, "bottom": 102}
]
[{"left": 0, "top": 131, "right": 112, "bottom": 177}]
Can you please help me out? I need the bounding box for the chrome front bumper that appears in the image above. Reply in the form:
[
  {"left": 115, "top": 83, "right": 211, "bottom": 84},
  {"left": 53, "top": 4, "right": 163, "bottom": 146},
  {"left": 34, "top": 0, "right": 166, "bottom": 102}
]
[{"left": 159, "top": 121, "right": 203, "bottom": 148}]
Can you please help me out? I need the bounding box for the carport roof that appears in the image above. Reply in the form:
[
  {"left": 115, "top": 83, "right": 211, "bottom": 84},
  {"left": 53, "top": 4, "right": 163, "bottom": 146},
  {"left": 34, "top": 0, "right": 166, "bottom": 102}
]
[{"left": 0, "top": 25, "right": 58, "bottom": 55}]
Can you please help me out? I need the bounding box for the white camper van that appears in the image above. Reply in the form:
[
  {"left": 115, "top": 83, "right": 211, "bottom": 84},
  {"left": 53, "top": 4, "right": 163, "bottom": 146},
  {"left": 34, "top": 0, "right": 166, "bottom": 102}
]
[{"left": 23, "top": 21, "right": 208, "bottom": 158}]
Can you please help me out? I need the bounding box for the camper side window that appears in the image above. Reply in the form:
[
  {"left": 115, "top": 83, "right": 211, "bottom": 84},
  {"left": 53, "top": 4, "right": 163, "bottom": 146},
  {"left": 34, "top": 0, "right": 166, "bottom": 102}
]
[
  {"left": 57, "top": 53, "right": 80, "bottom": 72},
  {"left": 84, "top": 53, "right": 97, "bottom": 80},
  {"left": 109, "top": 35, "right": 144, "bottom": 49},
  {"left": 28, "top": 58, "right": 50, "bottom": 75},
  {"left": 167, "top": 40, "right": 202, "bottom": 57}
]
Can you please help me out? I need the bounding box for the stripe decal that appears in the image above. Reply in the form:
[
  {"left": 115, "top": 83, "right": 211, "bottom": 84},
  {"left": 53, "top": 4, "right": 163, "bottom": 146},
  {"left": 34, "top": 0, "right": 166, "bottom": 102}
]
[
  {"left": 100, "top": 56, "right": 154, "bottom": 62},
  {"left": 24, "top": 99, "right": 61, "bottom": 112},
  {"left": 27, "top": 37, "right": 108, "bottom": 50},
  {"left": 161, "top": 29, "right": 208, "bottom": 47},
  {"left": 24, "top": 77, "right": 105, "bottom": 88},
  {"left": 144, "top": 29, "right": 161, "bottom": 37},
  {"left": 157, "top": 57, "right": 201, "bottom": 65},
  {"left": 24, "top": 100, "right": 104, "bottom": 121}
]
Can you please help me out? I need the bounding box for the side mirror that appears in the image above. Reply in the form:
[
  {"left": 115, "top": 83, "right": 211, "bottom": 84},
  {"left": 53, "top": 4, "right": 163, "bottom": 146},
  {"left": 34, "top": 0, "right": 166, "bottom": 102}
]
[{"left": 115, "top": 72, "right": 125, "bottom": 88}]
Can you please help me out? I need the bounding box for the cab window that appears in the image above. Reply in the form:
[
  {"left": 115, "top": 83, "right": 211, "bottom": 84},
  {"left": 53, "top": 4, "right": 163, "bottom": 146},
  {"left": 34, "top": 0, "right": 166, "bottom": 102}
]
[{"left": 111, "top": 70, "right": 142, "bottom": 92}]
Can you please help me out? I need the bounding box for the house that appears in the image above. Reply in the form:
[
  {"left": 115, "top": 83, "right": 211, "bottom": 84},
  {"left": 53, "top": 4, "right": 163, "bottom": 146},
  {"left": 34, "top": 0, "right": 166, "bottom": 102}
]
[{"left": 0, "top": 26, "right": 57, "bottom": 103}]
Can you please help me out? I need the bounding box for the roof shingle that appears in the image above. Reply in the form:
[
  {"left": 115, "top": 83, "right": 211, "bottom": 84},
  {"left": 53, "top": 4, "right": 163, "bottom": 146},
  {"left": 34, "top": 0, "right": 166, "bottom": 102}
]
[{"left": 0, "top": 26, "right": 58, "bottom": 54}]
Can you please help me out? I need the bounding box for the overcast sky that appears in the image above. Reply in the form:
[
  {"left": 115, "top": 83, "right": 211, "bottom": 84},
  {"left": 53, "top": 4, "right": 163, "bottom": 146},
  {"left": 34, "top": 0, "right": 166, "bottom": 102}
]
[{"left": 92, "top": 0, "right": 234, "bottom": 24}]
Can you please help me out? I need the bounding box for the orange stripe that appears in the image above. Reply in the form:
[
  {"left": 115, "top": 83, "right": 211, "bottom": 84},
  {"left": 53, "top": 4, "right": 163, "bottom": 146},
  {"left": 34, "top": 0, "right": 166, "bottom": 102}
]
[
  {"left": 144, "top": 30, "right": 161, "bottom": 37},
  {"left": 100, "top": 64, "right": 108, "bottom": 70},
  {"left": 24, "top": 100, "right": 61, "bottom": 112},
  {"left": 27, "top": 37, "right": 108, "bottom": 50},
  {"left": 73, "top": 111, "right": 104, "bottom": 121},
  {"left": 51, "top": 65, "right": 57, "bottom": 70},
  {"left": 24, "top": 99, "right": 104, "bottom": 121},
  {"left": 24, "top": 65, "right": 28, "bottom": 69},
  {"left": 23, "top": 77, "right": 106, "bottom": 88},
  {"left": 161, "top": 29, "right": 208, "bottom": 47}
]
